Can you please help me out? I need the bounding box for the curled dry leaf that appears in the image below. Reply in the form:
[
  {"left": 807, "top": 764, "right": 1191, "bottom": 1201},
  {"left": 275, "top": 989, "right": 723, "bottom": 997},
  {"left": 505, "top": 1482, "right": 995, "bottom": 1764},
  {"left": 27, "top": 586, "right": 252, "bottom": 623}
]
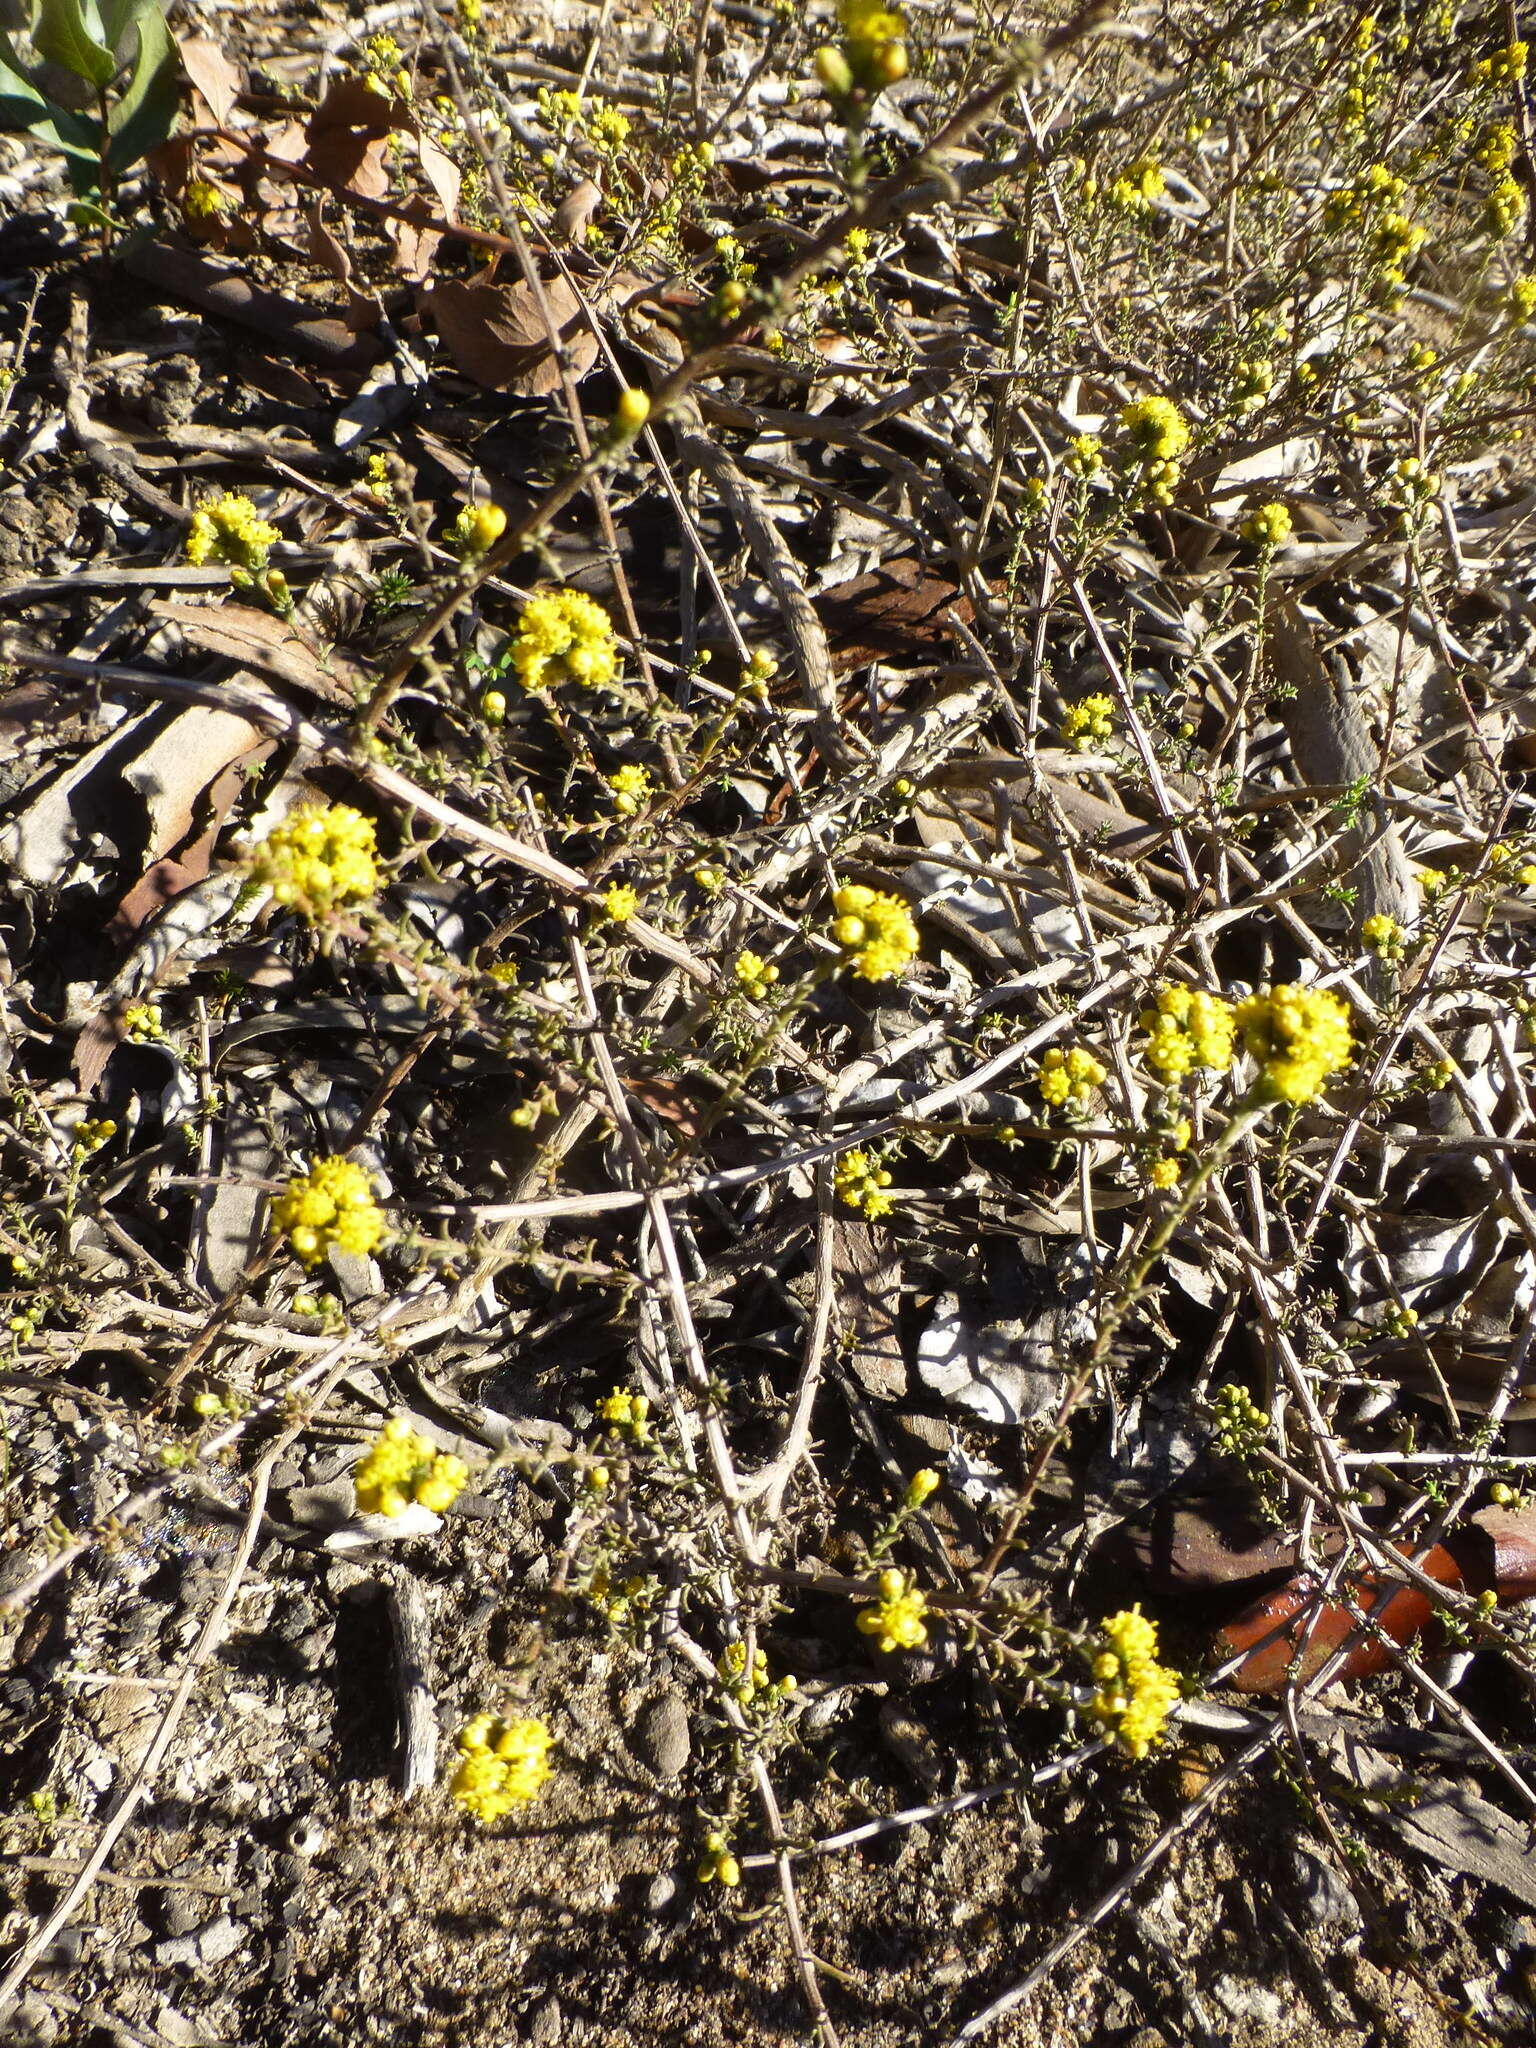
[
  {"left": 421, "top": 274, "right": 598, "bottom": 395},
  {"left": 177, "top": 32, "right": 241, "bottom": 129},
  {"left": 1215, "top": 1500, "right": 1536, "bottom": 1694}
]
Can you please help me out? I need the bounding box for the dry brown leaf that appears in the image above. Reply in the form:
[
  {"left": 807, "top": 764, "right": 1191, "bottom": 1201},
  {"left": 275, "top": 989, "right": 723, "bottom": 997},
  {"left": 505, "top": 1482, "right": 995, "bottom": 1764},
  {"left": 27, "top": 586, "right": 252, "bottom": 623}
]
[
  {"left": 274, "top": 76, "right": 409, "bottom": 202},
  {"left": 818, "top": 559, "right": 974, "bottom": 673},
  {"left": 305, "top": 201, "right": 385, "bottom": 330},
  {"left": 148, "top": 599, "right": 365, "bottom": 708},
  {"left": 178, "top": 33, "right": 241, "bottom": 128},
  {"left": 111, "top": 749, "right": 266, "bottom": 940},
  {"left": 416, "top": 133, "right": 461, "bottom": 219},
  {"left": 386, "top": 201, "right": 443, "bottom": 286},
  {"left": 422, "top": 274, "right": 598, "bottom": 394}
]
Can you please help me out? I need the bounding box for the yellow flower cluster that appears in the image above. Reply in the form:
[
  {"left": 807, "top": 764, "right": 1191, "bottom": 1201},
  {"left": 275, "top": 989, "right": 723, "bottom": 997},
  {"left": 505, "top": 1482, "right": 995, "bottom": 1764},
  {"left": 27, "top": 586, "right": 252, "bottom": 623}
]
[
  {"left": 607, "top": 764, "right": 652, "bottom": 816},
  {"left": 718, "top": 1640, "right": 797, "bottom": 1709},
  {"left": 447, "top": 502, "right": 507, "bottom": 557},
  {"left": 830, "top": 885, "right": 919, "bottom": 981},
  {"left": 817, "top": 0, "right": 908, "bottom": 94},
  {"left": 1484, "top": 172, "right": 1526, "bottom": 238},
  {"left": 1470, "top": 40, "right": 1527, "bottom": 87},
  {"left": 1323, "top": 163, "right": 1424, "bottom": 290},
  {"left": 451, "top": 1714, "right": 553, "bottom": 1822},
  {"left": 598, "top": 883, "right": 640, "bottom": 922},
  {"left": 184, "top": 492, "right": 280, "bottom": 572},
  {"left": 271, "top": 1156, "right": 388, "bottom": 1266},
  {"left": 1109, "top": 157, "right": 1165, "bottom": 215},
  {"left": 596, "top": 1388, "right": 652, "bottom": 1442},
  {"left": 509, "top": 588, "right": 619, "bottom": 691},
  {"left": 1061, "top": 692, "right": 1116, "bottom": 750},
  {"left": 183, "top": 178, "right": 229, "bottom": 221},
  {"left": 1234, "top": 983, "right": 1353, "bottom": 1104},
  {"left": 251, "top": 802, "right": 379, "bottom": 919},
  {"left": 1119, "top": 395, "right": 1190, "bottom": 462},
  {"left": 1241, "top": 501, "right": 1293, "bottom": 547},
  {"left": 1118, "top": 396, "right": 1190, "bottom": 503},
  {"left": 538, "top": 86, "right": 632, "bottom": 155},
  {"left": 353, "top": 1416, "right": 469, "bottom": 1518},
  {"left": 1230, "top": 356, "right": 1274, "bottom": 414},
  {"left": 734, "top": 950, "right": 780, "bottom": 1001},
  {"left": 1140, "top": 986, "right": 1237, "bottom": 1082},
  {"left": 1361, "top": 912, "right": 1406, "bottom": 958},
  {"left": 857, "top": 1567, "right": 929, "bottom": 1653},
  {"left": 1086, "top": 1605, "right": 1181, "bottom": 1759},
  {"left": 1037, "top": 1044, "right": 1107, "bottom": 1107},
  {"left": 833, "top": 1148, "right": 895, "bottom": 1220},
  {"left": 697, "top": 1829, "right": 741, "bottom": 1887}
]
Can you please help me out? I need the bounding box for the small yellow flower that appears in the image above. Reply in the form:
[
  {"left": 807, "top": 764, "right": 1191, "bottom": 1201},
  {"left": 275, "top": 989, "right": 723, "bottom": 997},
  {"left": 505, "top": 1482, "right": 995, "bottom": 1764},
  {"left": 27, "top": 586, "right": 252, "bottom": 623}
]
[
  {"left": 1471, "top": 40, "right": 1528, "bottom": 86},
  {"left": 353, "top": 1416, "right": 469, "bottom": 1518},
  {"left": 614, "top": 387, "right": 651, "bottom": 432},
  {"left": 122, "top": 1002, "right": 163, "bottom": 1042},
  {"left": 1119, "top": 395, "right": 1190, "bottom": 463},
  {"left": 830, "top": 0, "right": 908, "bottom": 90},
  {"left": 1241, "top": 501, "right": 1293, "bottom": 547},
  {"left": 596, "top": 1388, "right": 652, "bottom": 1442},
  {"left": 734, "top": 950, "right": 780, "bottom": 1001},
  {"left": 1061, "top": 692, "right": 1116, "bottom": 750},
  {"left": 1147, "top": 1158, "right": 1181, "bottom": 1189},
  {"left": 451, "top": 1714, "right": 553, "bottom": 1821},
  {"left": 1361, "top": 912, "right": 1406, "bottom": 958},
  {"left": 857, "top": 1567, "right": 929, "bottom": 1653},
  {"left": 598, "top": 883, "right": 640, "bottom": 923},
  {"left": 1109, "top": 157, "right": 1165, "bottom": 215},
  {"left": 447, "top": 502, "right": 508, "bottom": 557},
  {"left": 833, "top": 1148, "right": 895, "bottom": 1220},
  {"left": 697, "top": 1829, "right": 741, "bottom": 1886},
  {"left": 1139, "top": 986, "right": 1237, "bottom": 1082},
  {"left": 509, "top": 588, "right": 619, "bottom": 692},
  {"left": 271, "top": 1156, "right": 388, "bottom": 1266},
  {"left": 250, "top": 803, "right": 379, "bottom": 920},
  {"left": 607, "top": 764, "right": 653, "bottom": 816},
  {"left": 829, "top": 884, "right": 919, "bottom": 981},
  {"left": 905, "top": 1467, "right": 941, "bottom": 1507},
  {"left": 184, "top": 492, "right": 280, "bottom": 572},
  {"left": 1234, "top": 984, "right": 1353, "bottom": 1104},
  {"left": 183, "top": 177, "right": 230, "bottom": 220},
  {"left": 1085, "top": 1605, "right": 1181, "bottom": 1759},
  {"left": 1036, "top": 1044, "right": 1107, "bottom": 1107}
]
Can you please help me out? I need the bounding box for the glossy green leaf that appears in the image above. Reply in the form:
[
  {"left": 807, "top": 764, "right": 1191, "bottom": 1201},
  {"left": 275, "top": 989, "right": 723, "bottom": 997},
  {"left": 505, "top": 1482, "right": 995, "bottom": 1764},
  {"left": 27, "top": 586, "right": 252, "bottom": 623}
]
[
  {"left": 32, "top": 0, "right": 117, "bottom": 91},
  {"left": 106, "top": 0, "right": 177, "bottom": 167},
  {"left": 0, "top": 27, "right": 103, "bottom": 190}
]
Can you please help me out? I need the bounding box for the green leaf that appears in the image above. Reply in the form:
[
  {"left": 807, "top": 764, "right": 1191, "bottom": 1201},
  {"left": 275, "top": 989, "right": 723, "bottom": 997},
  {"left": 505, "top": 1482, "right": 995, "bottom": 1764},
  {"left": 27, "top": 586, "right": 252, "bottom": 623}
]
[
  {"left": 65, "top": 195, "right": 116, "bottom": 229},
  {"left": 98, "top": 0, "right": 158, "bottom": 56},
  {"left": 0, "top": 30, "right": 50, "bottom": 115},
  {"left": 0, "top": 27, "right": 102, "bottom": 191},
  {"left": 32, "top": 0, "right": 117, "bottom": 91},
  {"left": 106, "top": 0, "right": 177, "bottom": 168}
]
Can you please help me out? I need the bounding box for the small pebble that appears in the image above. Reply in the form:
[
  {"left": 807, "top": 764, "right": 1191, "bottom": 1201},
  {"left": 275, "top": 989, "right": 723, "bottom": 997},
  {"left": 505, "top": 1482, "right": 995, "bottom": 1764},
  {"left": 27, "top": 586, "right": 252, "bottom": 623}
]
[{"left": 634, "top": 1691, "right": 691, "bottom": 1780}]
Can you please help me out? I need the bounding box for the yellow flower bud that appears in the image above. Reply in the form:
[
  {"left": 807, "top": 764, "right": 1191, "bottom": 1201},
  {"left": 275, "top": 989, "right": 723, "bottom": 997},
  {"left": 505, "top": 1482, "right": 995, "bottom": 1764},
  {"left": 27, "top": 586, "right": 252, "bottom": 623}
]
[
  {"left": 815, "top": 44, "right": 855, "bottom": 94},
  {"left": 614, "top": 387, "right": 650, "bottom": 432}
]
